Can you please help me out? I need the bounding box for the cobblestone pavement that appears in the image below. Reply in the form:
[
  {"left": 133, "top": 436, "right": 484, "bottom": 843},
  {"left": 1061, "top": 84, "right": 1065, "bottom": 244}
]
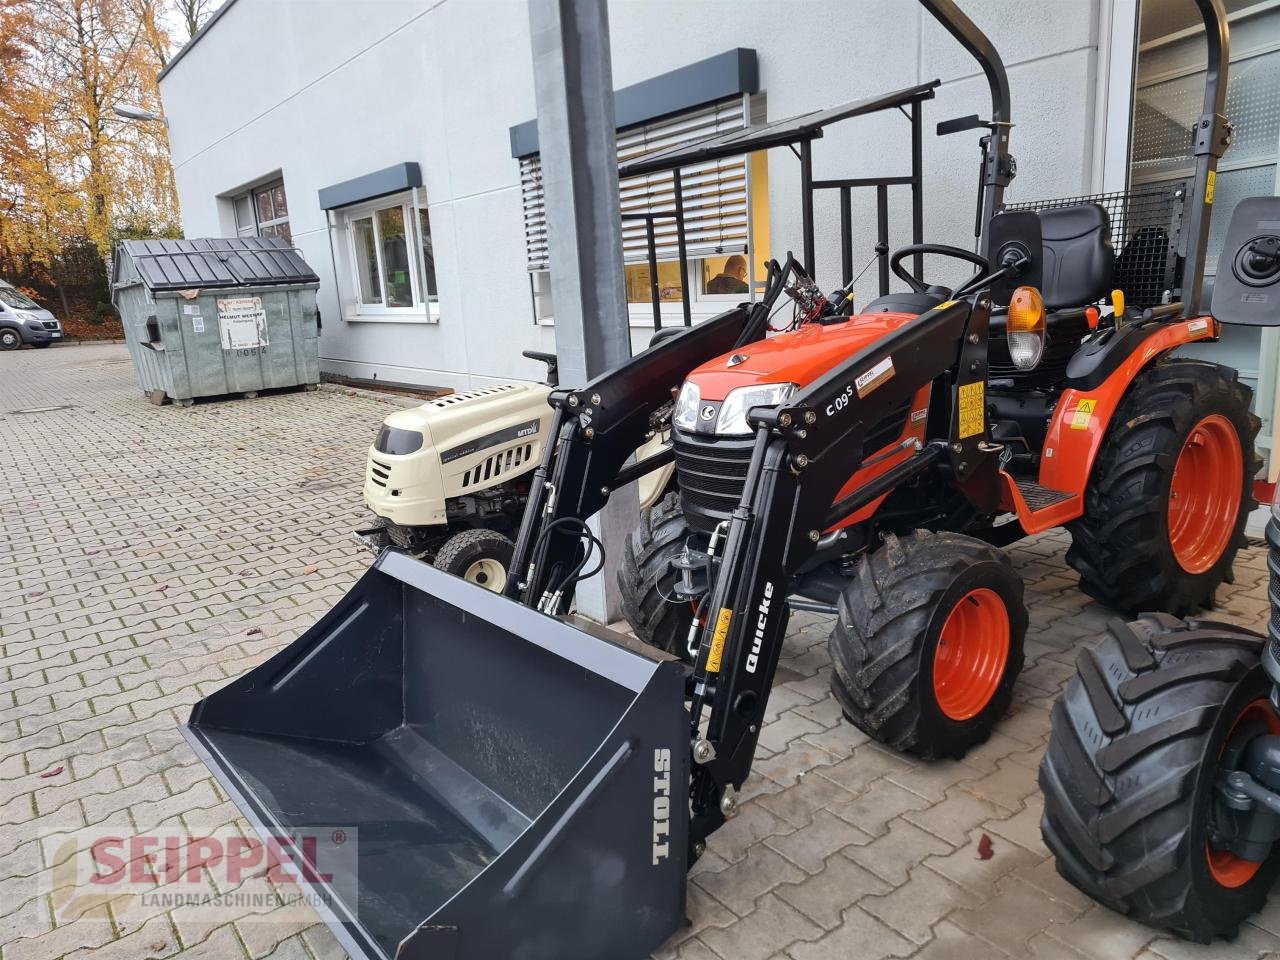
[{"left": 2, "top": 342, "right": 1278, "bottom": 960}]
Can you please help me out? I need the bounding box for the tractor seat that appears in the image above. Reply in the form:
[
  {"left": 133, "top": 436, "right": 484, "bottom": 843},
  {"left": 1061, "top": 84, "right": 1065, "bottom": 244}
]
[
  {"left": 1039, "top": 203, "right": 1114, "bottom": 310},
  {"left": 863, "top": 286, "right": 951, "bottom": 315}
]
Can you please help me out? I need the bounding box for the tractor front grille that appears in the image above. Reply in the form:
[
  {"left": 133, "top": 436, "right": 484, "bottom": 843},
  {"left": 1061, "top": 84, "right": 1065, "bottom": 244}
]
[
  {"left": 672, "top": 400, "right": 911, "bottom": 534},
  {"left": 673, "top": 431, "right": 755, "bottom": 533},
  {"left": 369, "top": 458, "right": 391, "bottom": 488},
  {"left": 461, "top": 443, "right": 534, "bottom": 489}
]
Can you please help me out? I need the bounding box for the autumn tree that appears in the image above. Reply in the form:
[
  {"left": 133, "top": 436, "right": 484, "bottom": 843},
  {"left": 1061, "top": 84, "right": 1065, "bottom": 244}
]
[{"left": 0, "top": 0, "right": 180, "bottom": 320}]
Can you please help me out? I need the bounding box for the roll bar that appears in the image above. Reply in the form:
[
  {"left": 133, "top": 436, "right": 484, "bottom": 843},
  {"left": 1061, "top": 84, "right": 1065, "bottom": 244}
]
[
  {"left": 922, "top": 0, "right": 1231, "bottom": 317},
  {"left": 918, "top": 0, "right": 1014, "bottom": 254},
  {"left": 1182, "top": 0, "right": 1231, "bottom": 318}
]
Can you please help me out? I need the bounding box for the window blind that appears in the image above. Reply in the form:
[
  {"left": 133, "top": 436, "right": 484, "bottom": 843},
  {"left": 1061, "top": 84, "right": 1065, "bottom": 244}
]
[{"left": 519, "top": 95, "right": 749, "bottom": 271}]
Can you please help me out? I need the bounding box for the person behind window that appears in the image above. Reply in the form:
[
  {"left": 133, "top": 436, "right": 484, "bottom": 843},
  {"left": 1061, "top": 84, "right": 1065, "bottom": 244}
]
[{"left": 706, "top": 254, "right": 749, "bottom": 295}]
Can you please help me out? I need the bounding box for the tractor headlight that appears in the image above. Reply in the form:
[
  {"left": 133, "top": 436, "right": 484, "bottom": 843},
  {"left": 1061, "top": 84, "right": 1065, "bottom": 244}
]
[
  {"left": 716, "top": 382, "right": 798, "bottom": 436},
  {"left": 672, "top": 381, "right": 701, "bottom": 431},
  {"left": 1006, "top": 286, "right": 1046, "bottom": 371},
  {"left": 374, "top": 425, "right": 423, "bottom": 455}
]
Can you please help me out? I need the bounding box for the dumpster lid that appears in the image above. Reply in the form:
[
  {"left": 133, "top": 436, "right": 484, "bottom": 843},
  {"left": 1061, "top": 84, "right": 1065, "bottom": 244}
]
[{"left": 119, "top": 237, "right": 319, "bottom": 291}]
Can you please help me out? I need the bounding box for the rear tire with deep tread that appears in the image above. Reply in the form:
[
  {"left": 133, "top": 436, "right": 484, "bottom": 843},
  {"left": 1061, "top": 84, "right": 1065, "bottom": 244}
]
[
  {"left": 828, "top": 530, "right": 1028, "bottom": 759},
  {"left": 1067, "top": 359, "right": 1258, "bottom": 616},
  {"left": 1039, "top": 614, "right": 1279, "bottom": 942},
  {"left": 618, "top": 492, "right": 695, "bottom": 659}
]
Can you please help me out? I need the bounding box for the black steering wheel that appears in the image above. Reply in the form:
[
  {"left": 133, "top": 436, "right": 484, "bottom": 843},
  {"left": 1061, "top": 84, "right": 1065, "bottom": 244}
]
[{"left": 889, "top": 243, "right": 990, "bottom": 295}]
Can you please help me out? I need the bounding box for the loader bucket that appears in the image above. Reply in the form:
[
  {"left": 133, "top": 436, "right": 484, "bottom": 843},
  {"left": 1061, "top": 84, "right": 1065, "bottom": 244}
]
[{"left": 184, "top": 550, "right": 689, "bottom": 960}]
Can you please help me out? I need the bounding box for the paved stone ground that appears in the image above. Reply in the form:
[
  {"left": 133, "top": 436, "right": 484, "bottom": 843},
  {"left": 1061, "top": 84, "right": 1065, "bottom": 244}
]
[{"left": 2, "top": 342, "right": 1279, "bottom": 960}]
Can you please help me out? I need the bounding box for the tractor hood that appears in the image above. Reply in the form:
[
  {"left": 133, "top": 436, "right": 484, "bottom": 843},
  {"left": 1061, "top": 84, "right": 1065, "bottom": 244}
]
[
  {"left": 687, "top": 311, "right": 920, "bottom": 401},
  {"left": 365, "top": 380, "right": 553, "bottom": 528},
  {"left": 381, "top": 380, "right": 553, "bottom": 450}
]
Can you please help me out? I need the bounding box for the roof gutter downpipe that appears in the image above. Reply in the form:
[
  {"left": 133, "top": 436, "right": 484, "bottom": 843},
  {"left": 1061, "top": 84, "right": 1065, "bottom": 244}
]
[
  {"left": 918, "top": 0, "right": 1013, "bottom": 256},
  {"left": 1181, "top": 0, "right": 1231, "bottom": 318}
]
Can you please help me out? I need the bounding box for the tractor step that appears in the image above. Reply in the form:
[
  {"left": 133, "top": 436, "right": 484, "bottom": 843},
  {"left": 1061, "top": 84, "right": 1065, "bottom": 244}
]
[
  {"left": 1013, "top": 478, "right": 1075, "bottom": 511},
  {"left": 999, "top": 471, "right": 1082, "bottom": 534}
]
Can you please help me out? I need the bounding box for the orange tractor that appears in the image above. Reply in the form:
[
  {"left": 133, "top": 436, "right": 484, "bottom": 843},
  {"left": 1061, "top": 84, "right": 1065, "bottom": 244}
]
[{"left": 616, "top": 0, "right": 1260, "bottom": 761}]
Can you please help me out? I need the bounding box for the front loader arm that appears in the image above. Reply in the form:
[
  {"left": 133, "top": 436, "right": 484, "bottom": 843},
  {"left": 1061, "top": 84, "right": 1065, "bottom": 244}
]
[
  {"left": 507, "top": 305, "right": 753, "bottom": 608},
  {"left": 508, "top": 259, "right": 801, "bottom": 610},
  {"left": 684, "top": 295, "right": 999, "bottom": 850}
]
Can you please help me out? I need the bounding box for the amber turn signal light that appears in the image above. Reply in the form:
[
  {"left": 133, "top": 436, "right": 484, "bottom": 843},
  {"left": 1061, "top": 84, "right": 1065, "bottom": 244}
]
[{"left": 1006, "top": 286, "right": 1046, "bottom": 371}]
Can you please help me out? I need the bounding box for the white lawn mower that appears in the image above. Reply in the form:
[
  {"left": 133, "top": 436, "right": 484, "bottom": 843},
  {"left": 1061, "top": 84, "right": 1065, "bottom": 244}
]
[{"left": 356, "top": 350, "right": 672, "bottom": 590}]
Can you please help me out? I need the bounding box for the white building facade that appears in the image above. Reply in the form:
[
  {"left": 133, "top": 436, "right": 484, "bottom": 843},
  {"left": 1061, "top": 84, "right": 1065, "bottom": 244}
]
[{"left": 158, "top": 0, "right": 1278, "bottom": 441}]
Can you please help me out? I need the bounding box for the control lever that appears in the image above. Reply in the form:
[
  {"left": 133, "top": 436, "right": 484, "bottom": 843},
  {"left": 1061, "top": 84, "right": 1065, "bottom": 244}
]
[{"left": 522, "top": 349, "right": 559, "bottom": 387}]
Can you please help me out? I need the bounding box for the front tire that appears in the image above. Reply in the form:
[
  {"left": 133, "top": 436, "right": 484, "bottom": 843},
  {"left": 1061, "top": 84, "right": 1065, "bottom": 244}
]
[
  {"left": 0, "top": 329, "right": 20, "bottom": 350},
  {"left": 829, "top": 531, "right": 1028, "bottom": 759},
  {"left": 1067, "top": 359, "right": 1258, "bottom": 616},
  {"left": 1040, "top": 614, "right": 1279, "bottom": 942},
  {"left": 618, "top": 492, "right": 696, "bottom": 659},
  {"left": 433, "top": 529, "right": 514, "bottom": 592}
]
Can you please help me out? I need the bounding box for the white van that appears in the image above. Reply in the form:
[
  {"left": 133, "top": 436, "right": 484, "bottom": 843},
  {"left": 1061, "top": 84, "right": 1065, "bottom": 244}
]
[{"left": 0, "top": 281, "right": 62, "bottom": 349}]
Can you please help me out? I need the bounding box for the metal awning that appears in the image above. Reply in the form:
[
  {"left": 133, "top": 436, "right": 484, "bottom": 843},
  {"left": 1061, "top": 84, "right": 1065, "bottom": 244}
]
[
  {"left": 619, "top": 80, "right": 940, "bottom": 179},
  {"left": 119, "top": 237, "right": 319, "bottom": 291}
]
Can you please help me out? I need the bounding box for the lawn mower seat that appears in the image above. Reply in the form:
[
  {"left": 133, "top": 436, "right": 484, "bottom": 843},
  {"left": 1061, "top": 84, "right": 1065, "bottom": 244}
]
[{"left": 1038, "top": 204, "right": 1114, "bottom": 310}]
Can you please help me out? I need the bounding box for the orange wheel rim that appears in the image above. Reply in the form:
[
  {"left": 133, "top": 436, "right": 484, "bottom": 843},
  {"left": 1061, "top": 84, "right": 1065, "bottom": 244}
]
[
  {"left": 1168, "top": 414, "right": 1243, "bottom": 575},
  {"left": 933, "top": 588, "right": 1011, "bottom": 721},
  {"left": 1207, "top": 698, "right": 1280, "bottom": 888}
]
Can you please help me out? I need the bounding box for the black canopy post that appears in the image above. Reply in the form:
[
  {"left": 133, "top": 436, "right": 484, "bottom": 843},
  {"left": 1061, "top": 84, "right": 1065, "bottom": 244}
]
[
  {"left": 645, "top": 216, "right": 661, "bottom": 329},
  {"left": 839, "top": 186, "right": 853, "bottom": 285},
  {"left": 919, "top": 0, "right": 1013, "bottom": 255},
  {"left": 877, "top": 185, "right": 891, "bottom": 295},
  {"left": 800, "top": 139, "right": 815, "bottom": 273},
  {"left": 673, "top": 169, "right": 692, "bottom": 325},
  {"left": 911, "top": 100, "right": 925, "bottom": 281},
  {"left": 1181, "top": 0, "right": 1231, "bottom": 318}
]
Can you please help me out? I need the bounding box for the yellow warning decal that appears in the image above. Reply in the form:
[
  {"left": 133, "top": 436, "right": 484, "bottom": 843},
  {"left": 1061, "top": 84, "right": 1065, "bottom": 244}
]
[
  {"left": 706, "top": 608, "right": 733, "bottom": 673},
  {"left": 936, "top": 299, "right": 959, "bottom": 310},
  {"left": 957, "top": 381, "right": 985, "bottom": 439},
  {"left": 1206, "top": 170, "right": 1217, "bottom": 204},
  {"left": 1070, "top": 398, "right": 1097, "bottom": 430}
]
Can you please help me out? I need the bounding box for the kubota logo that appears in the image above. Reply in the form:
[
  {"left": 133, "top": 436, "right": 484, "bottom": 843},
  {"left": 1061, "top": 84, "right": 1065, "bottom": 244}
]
[
  {"left": 745, "top": 581, "right": 775, "bottom": 673},
  {"left": 652, "top": 749, "right": 672, "bottom": 865}
]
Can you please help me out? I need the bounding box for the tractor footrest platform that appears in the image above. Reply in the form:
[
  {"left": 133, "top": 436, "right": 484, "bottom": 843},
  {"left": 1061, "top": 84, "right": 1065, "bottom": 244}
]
[{"left": 1013, "top": 478, "right": 1075, "bottom": 511}]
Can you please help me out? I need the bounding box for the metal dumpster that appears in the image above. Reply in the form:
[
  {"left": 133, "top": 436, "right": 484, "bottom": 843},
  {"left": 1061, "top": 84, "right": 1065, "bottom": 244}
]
[{"left": 112, "top": 237, "right": 321, "bottom": 405}]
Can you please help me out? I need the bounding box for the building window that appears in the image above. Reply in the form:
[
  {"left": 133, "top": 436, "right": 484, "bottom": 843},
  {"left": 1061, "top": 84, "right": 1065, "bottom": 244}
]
[
  {"left": 533, "top": 252, "right": 749, "bottom": 324},
  {"left": 336, "top": 191, "right": 437, "bottom": 321},
  {"left": 519, "top": 94, "right": 763, "bottom": 326},
  {"left": 622, "top": 254, "right": 750, "bottom": 304},
  {"left": 233, "top": 179, "right": 292, "bottom": 243}
]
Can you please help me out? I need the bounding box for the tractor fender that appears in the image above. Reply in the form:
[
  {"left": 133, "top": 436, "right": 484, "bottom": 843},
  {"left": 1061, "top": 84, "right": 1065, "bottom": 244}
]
[{"left": 1037, "top": 316, "right": 1218, "bottom": 495}]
